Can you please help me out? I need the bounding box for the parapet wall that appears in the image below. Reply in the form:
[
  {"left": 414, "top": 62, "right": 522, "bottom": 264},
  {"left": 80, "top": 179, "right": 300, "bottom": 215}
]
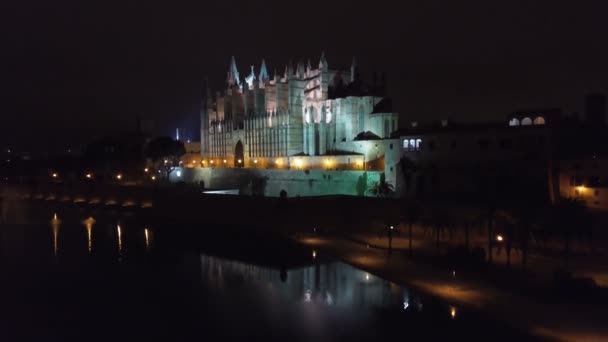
[{"left": 169, "top": 167, "right": 382, "bottom": 197}]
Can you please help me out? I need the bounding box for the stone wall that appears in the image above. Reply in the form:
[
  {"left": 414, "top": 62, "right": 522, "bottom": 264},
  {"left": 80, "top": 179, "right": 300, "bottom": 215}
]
[{"left": 169, "top": 167, "right": 382, "bottom": 197}]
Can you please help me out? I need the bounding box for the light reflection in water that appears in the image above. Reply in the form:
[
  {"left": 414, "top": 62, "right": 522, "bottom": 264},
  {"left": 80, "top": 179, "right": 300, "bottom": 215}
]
[
  {"left": 144, "top": 228, "right": 150, "bottom": 251},
  {"left": 117, "top": 224, "right": 122, "bottom": 260},
  {"left": 82, "top": 217, "right": 95, "bottom": 253},
  {"left": 199, "top": 255, "right": 424, "bottom": 310},
  {"left": 50, "top": 213, "right": 61, "bottom": 257}
]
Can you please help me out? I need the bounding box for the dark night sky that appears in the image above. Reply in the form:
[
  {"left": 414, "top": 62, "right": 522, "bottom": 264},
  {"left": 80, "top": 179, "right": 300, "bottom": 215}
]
[{"left": 1, "top": 0, "right": 608, "bottom": 153}]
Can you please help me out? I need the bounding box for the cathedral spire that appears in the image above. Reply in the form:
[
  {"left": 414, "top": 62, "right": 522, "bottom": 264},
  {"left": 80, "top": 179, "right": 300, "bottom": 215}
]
[
  {"left": 306, "top": 59, "right": 312, "bottom": 75},
  {"left": 259, "top": 59, "right": 270, "bottom": 82},
  {"left": 319, "top": 51, "right": 328, "bottom": 70},
  {"left": 245, "top": 65, "right": 256, "bottom": 88},
  {"left": 227, "top": 56, "right": 240, "bottom": 86},
  {"left": 350, "top": 56, "right": 359, "bottom": 83}
]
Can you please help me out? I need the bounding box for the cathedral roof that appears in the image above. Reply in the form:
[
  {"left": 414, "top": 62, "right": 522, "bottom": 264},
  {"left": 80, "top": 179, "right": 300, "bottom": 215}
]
[
  {"left": 372, "top": 97, "right": 393, "bottom": 113},
  {"left": 354, "top": 131, "right": 382, "bottom": 141}
]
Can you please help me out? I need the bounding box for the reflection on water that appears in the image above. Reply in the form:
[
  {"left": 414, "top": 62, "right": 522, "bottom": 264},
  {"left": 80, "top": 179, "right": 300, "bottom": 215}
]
[
  {"left": 200, "top": 254, "right": 424, "bottom": 311},
  {"left": 82, "top": 217, "right": 95, "bottom": 253},
  {"left": 0, "top": 206, "right": 541, "bottom": 342},
  {"left": 116, "top": 224, "right": 122, "bottom": 260},
  {"left": 144, "top": 227, "right": 150, "bottom": 251},
  {"left": 50, "top": 212, "right": 60, "bottom": 257}
]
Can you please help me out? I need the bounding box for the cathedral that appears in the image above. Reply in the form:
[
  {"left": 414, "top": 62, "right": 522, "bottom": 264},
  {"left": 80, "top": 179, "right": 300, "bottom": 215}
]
[{"left": 200, "top": 53, "right": 399, "bottom": 168}]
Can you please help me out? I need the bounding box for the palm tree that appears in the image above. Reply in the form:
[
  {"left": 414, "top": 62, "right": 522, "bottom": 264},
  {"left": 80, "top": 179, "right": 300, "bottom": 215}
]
[
  {"left": 402, "top": 201, "right": 420, "bottom": 257},
  {"left": 368, "top": 172, "right": 395, "bottom": 197},
  {"left": 551, "top": 196, "right": 588, "bottom": 268},
  {"left": 430, "top": 206, "right": 451, "bottom": 255}
]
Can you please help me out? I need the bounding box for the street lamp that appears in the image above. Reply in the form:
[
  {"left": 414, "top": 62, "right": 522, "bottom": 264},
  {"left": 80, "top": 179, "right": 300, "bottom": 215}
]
[
  {"left": 144, "top": 168, "right": 149, "bottom": 173},
  {"left": 52, "top": 173, "right": 58, "bottom": 178},
  {"left": 116, "top": 174, "right": 122, "bottom": 180},
  {"left": 496, "top": 234, "right": 503, "bottom": 242},
  {"left": 85, "top": 173, "right": 92, "bottom": 179}
]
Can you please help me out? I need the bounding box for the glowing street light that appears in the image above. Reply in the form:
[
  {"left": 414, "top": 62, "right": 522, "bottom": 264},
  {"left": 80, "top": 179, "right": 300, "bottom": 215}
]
[
  {"left": 164, "top": 159, "right": 168, "bottom": 165},
  {"left": 210, "top": 160, "right": 214, "bottom": 164},
  {"left": 51, "top": 173, "right": 58, "bottom": 178},
  {"left": 116, "top": 174, "right": 122, "bottom": 180},
  {"left": 237, "top": 159, "right": 242, "bottom": 164},
  {"left": 312, "top": 250, "right": 316, "bottom": 259},
  {"left": 151, "top": 175, "right": 156, "bottom": 181},
  {"left": 85, "top": 173, "right": 92, "bottom": 179},
  {"left": 223, "top": 159, "right": 227, "bottom": 164},
  {"left": 144, "top": 168, "right": 149, "bottom": 173},
  {"left": 253, "top": 159, "right": 258, "bottom": 164},
  {"left": 450, "top": 306, "right": 457, "bottom": 319},
  {"left": 390, "top": 225, "right": 394, "bottom": 230},
  {"left": 496, "top": 234, "right": 504, "bottom": 242}
]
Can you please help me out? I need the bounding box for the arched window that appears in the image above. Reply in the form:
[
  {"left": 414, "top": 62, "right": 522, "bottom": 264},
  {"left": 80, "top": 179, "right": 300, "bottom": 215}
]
[
  {"left": 416, "top": 139, "right": 422, "bottom": 149},
  {"left": 533, "top": 116, "right": 546, "bottom": 125},
  {"left": 521, "top": 117, "right": 532, "bottom": 125},
  {"left": 409, "top": 139, "right": 416, "bottom": 150},
  {"left": 403, "top": 139, "right": 409, "bottom": 149},
  {"left": 508, "top": 118, "right": 520, "bottom": 126}
]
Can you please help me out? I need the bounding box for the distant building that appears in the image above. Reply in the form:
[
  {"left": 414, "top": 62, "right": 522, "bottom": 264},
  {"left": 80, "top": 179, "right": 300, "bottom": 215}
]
[
  {"left": 559, "top": 154, "right": 608, "bottom": 211},
  {"left": 585, "top": 94, "right": 606, "bottom": 127}
]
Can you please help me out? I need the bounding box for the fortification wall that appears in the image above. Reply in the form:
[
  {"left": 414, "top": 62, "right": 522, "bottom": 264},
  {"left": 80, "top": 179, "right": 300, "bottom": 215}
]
[{"left": 169, "top": 167, "right": 382, "bottom": 197}]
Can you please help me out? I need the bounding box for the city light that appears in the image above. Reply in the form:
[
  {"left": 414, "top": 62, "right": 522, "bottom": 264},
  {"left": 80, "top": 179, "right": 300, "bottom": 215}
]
[
  {"left": 223, "top": 159, "right": 227, "bottom": 164},
  {"left": 365, "top": 273, "right": 370, "bottom": 281},
  {"left": 85, "top": 173, "right": 92, "bottom": 179},
  {"left": 144, "top": 168, "right": 149, "bottom": 173},
  {"left": 52, "top": 173, "right": 58, "bottom": 178},
  {"left": 116, "top": 174, "right": 122, "bottom": 180},
  {"left": 151, "top": 176, "right": 156, "bottom": 181},
  {"left": 210, "top": 160, "right": 214, "bottom": 164},
  {"left": 254, "top": 159, "right": 258, "bottom": 164},
  {"left": 356, "top": 160, "right": 363, "bottom": 167},
  {"left": 238, "top": 159, "right": 242, "bottom": 164},
  {"left": 497, "top": 235, "right": 503, "bottom": 242},
  {"left": 450, "top": 306, "right": 457, "bottom": 319},
  {"left": 176, "top": 170, "right": 182, "bottom": 177},
  {"left": 312, "top": 250, "right": 316, "bottom": 259},
  {"left": 275, "top": 158, "right": 282, "bottom": 166},
  {"left": 164, "top": 159, "right": 168, "bottom": 164},
  {"left": 294, "top": 158, "right": 303, "bottom": 168},
  {"left": 390, "top": 225, "right": 394, "bottom": 230}
]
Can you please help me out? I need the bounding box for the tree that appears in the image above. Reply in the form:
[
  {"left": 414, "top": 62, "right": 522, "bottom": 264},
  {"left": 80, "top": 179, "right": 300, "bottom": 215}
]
[
  {"left": 550, "top": 196, "right": 588, "bottom": 268},
  {"left": 399, "top": 156, "right": 417, "bottom": 196},
  {"left": 368, "top": 172, "right": 395, "bottom": 197},
  {"left": 145, "top": 137, "right": 185, "bottom": 181},
  {"left": 355, "top": 172, "right": 368, "bottom": 196},
  {"left": 402, "top": 201, "right": 420, "bottom": 257}
]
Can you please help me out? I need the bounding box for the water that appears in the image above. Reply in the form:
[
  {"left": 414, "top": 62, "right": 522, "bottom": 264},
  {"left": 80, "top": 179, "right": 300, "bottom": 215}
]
[{"left": 0, "top": 204, "right": 544, "bottom": 341}]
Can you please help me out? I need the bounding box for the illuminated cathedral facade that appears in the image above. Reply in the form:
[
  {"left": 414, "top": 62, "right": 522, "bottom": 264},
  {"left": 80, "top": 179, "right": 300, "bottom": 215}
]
[{"left": 200, "top": 53, "right": 399, "bottom": 168}]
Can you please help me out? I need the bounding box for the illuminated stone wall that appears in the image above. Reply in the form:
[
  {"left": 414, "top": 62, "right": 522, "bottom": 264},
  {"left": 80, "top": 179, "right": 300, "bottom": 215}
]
[{"left": 169, "top": 167, "right": 382, "bottom": 197}]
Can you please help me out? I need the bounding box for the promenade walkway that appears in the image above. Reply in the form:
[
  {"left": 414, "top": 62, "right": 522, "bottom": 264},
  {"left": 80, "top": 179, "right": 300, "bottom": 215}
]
[{"left": 296, "top": 234, "right": 608, "bottom": 342}]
